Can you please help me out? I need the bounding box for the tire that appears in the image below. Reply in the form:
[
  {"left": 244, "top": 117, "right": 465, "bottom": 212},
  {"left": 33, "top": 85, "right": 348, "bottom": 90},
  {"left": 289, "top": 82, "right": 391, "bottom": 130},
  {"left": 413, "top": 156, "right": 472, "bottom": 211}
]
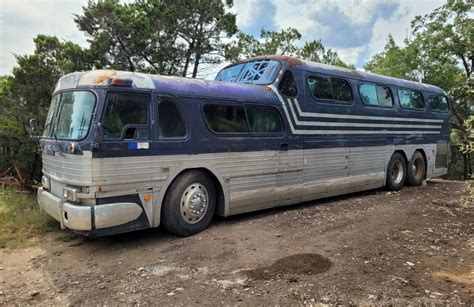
[
  {"left": 386, "top": 152, "right": 407, "bottom": 191},
  {"left": 161, "top": 171, "right": 216, "bottom": 237},
  {"left": 406, "top": 151, "right": 425, "bottom": 186}
]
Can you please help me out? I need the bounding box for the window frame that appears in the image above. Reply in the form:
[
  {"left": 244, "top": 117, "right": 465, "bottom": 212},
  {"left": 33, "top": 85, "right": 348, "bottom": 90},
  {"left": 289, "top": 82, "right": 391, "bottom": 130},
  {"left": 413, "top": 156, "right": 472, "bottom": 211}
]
[
  {"left": 358, "top": 82, "right": 394, "bottom": 109},
  {"left": 278, "top": 70, "right": 298, "bottom": 98},
  {"left": 44, "top": 89, "right": 98, "bottom": 142},
  {"left": 101, "top": 90, "right": 152, "bottom": 141},
  {"left": 428, "top": 93, "right": 450, "bottom": 113},
  {"left": 307, "top": 73, "right": 353, "bottom": 105},
  {"left": 397, "top": 88, "right": 426, "bottom": 111},
  {"left": 202, "top": 102, "right": 250, "bottom": 136},
  {"left": 201, "top": 102, "right": 285, "bottom": 137},
  {"left": 154, "top": 95, "right": 189, "bottom": 140},
  {"left": 244, "top": 103, "right": 285, "bottom": 136}
]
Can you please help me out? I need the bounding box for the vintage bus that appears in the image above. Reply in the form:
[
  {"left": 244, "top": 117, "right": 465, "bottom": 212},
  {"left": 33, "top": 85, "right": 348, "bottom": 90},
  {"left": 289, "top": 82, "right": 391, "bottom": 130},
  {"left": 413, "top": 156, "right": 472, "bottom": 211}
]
[{"left": 36, "top": 55, "right": 450, "bottom": 237}]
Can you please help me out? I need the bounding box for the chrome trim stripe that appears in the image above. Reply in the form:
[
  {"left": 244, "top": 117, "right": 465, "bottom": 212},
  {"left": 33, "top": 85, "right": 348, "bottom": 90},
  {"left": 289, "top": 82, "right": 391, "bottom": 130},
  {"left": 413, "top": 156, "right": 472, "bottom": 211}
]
[
  {"left": 287, "top": 99, "right": 442, "bottom": 129},
  {"left": 269, "top": 85, "right": 442, "bottom": 135}
]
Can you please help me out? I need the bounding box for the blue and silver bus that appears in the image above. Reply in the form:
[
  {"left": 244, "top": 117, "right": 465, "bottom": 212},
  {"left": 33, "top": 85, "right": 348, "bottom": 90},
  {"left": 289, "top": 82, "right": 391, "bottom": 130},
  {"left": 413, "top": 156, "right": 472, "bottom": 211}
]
[{"left": 37, "top": 55, "right": 450, "bottom": 236}]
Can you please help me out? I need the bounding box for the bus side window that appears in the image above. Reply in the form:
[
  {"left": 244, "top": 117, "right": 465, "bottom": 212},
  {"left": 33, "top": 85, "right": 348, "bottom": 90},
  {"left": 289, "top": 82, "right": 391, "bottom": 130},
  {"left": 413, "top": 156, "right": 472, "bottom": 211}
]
[
  {"left": 246, "top": 105, "right": 283, "bottom": 133},
  {"left": 398, "top": 89, "right": 424, "bottom": 109},
  {"left": 278, "top": 71, "right": 298, "bottom": 97},
  {"left": 102, "top": 92, "right": 149, "bottom": 140},
  {"left": 429, "top": 94, "right": 449, "bottom": 112},
  {"left": 157, "top": 100, "right": 187, "bottom": 138},
  {"left": 203, "top": 104, "right": 249, "bottom": 133}
]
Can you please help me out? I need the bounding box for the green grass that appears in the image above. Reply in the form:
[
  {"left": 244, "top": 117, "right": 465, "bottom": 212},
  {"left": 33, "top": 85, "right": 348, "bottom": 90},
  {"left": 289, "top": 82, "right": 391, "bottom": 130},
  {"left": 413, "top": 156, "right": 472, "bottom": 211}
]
[{"left": 0, "top": 186, "right": 58, "bottom": 248}]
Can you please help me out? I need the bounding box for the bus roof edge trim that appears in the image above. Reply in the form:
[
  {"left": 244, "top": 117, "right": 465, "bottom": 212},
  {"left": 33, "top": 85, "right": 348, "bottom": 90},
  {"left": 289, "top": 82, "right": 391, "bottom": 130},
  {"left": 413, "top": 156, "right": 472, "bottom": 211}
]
[{"left": 54, "top": 70, "right": 156, "bottom": 92}]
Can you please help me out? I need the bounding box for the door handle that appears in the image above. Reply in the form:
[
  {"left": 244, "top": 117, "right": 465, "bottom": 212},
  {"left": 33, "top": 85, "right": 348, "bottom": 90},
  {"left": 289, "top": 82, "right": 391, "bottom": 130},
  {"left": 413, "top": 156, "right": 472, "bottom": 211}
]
[{"left": 280, "top": 143, "right": 288, "bottom": 151}]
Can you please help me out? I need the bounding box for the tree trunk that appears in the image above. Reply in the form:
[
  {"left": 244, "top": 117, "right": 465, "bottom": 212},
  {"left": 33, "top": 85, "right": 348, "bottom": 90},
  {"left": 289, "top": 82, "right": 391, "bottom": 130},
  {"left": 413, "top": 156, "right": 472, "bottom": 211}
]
[
  {"left": 463, "top": 153, "right": 469, "bottom": 180},
  {"left": 468, "top": 153, "right": 472, "bottom": 178},
  {"left": 192, "top": 51, "right": 201, "bottom": 78},
  {"left": 182, "top": 40, "right": 195, "bottom": 77}
]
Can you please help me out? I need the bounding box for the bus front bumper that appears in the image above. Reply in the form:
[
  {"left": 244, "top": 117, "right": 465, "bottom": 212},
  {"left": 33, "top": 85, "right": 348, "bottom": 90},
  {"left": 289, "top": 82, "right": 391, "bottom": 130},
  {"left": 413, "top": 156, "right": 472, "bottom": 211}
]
[{"left": 37, "top": 187, "right": 143, "bottom": 231}]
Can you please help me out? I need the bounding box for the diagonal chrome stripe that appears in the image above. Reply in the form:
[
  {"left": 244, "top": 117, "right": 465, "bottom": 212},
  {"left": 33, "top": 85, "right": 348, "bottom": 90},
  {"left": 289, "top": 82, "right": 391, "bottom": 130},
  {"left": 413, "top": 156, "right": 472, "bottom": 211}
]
[
  {"left": 290, "top": 96, "right": 443, "bottom": 123},
  {"left": 287, "top": 99, "right": 442, "bottom": 129},
  {"left": 269, "top": 85, "right": 441, "bottom": 135}
]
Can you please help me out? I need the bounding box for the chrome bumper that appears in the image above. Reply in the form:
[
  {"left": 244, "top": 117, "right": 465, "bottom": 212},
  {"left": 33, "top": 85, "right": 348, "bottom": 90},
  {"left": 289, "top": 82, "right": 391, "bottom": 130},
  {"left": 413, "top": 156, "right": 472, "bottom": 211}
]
[
  {"left": 37, "top": 187, "right": 143, "bottom": 231},
  {"left": 37, "top": 187, "right": 92, "bottom": 230}
]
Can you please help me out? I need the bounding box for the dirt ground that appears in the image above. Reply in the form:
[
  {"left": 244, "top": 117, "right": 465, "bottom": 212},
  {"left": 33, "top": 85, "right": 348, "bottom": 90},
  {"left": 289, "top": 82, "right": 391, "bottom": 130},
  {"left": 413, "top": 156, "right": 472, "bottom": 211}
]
[{"left": 1, "top": 179, "right": 473, "bottom": 305}]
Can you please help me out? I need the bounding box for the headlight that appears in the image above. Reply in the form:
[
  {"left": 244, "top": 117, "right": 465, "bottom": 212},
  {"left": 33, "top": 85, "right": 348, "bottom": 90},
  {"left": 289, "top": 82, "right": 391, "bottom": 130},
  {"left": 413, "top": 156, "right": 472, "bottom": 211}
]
[
  {"left": 41, "top": 176, "right": 50, "bottom": 190},
  {"left": 63, "top": 186, "right": 79, "bottom": 202}
]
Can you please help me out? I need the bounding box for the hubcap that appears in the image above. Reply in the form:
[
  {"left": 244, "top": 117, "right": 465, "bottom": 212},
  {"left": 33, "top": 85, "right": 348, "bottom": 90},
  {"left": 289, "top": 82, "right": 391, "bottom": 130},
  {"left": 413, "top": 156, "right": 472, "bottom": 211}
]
[
  {"left": 180, "top": 183, "right": 208, "bottom": 224},
  {"left": 412, "top": 158, "right": 423, "bottom": 180},
  {"left": 391, "top": 160, "right": 404, "bottom": 185}
]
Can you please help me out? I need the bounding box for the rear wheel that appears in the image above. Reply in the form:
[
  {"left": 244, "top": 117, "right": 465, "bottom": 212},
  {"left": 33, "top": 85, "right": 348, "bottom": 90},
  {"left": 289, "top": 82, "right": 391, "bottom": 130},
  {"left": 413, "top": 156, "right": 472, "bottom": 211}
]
[
  {"left": 161, "top": 171, "right": 216, "bottom": 237},
  {"left": 386, "top": 152, "right": 407, "bottom": 191},
  {"left": 406, "top": 151, "right": 425, "bottom": 186}
]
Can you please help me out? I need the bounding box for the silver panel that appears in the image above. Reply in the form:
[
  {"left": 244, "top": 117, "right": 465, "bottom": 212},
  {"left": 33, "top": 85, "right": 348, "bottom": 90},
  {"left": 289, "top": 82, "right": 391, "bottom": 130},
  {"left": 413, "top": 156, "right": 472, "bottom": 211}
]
[
  {"left": 42, "top": 151, "right": 93, "bottom": 184},
  {"left": 40, "top": 142, "right": 447, "bottom": 230},
  {"left": 62, "top": 203, "right": 92, "bottom": 231},
  {"left": 37, "top": 187, "right": 62, "bottom": 222},
  {"left": 94, "top": 202, "right": 142, "bottom": 229}
]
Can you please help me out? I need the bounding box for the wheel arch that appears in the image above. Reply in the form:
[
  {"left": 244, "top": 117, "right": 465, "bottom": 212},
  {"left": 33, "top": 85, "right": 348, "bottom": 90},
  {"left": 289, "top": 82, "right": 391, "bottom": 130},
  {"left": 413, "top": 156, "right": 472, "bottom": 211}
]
[
  {"left": 393, "top": 149, "right": 408, "bottom": 163},
  {"left": 153, "top": 166, "right": 228, "bottom": 227}
]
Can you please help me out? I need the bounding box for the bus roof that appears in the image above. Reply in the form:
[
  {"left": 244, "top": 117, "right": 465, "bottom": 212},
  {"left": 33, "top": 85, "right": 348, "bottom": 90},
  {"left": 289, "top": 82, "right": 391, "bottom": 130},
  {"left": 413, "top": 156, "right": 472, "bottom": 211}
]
[
  {"left": 54, "top": 69, "right": 277, "bottom": 103},
  {"left": 227, "top": 55, "right": 447, "bottom": 95}
]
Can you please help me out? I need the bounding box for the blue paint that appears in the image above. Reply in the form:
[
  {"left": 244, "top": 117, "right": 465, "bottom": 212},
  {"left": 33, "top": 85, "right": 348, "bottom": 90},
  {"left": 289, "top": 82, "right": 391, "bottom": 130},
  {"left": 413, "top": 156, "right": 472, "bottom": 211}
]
[{"left": 41, "top": 56, "right": 450, "bottom": 160}]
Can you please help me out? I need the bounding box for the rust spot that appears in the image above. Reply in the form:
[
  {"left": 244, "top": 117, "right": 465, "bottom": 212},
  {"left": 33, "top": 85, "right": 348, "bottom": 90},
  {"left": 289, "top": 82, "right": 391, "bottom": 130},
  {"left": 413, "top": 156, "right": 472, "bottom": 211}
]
[
  {"left": 261, "top": 85, "right": 273, "bottom": 93},
  {"left": 92, "top": 70, "right": 117, "bottom": 84}
]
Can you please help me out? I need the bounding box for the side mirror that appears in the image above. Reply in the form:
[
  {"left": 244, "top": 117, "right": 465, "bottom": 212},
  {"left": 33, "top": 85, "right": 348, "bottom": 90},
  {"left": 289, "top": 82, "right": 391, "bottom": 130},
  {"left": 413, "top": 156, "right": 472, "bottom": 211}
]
[{"left": 29, "top": 118, "right": 39, "bottom": 139}]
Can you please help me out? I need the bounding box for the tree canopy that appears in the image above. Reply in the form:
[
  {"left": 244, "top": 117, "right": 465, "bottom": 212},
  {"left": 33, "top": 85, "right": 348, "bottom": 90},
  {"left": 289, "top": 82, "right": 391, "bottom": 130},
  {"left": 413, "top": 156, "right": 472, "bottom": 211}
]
[{"left": 0, "top": 0, "right": 472, "bottom": 182}]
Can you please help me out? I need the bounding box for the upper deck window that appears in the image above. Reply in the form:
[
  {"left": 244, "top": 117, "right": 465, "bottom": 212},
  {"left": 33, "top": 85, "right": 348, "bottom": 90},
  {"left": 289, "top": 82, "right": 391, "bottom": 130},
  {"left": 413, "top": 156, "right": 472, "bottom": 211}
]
[
  {"left": 307, "top": 75, "right": 352, "bottom": 103},
  {"left": 278, "top": 70, "right": 298, "bottom": 97},
  {"left": 215, "top": 60, "right": 281, "bottom": 85},
  {"left": 429, "top": 94, "right": 449, "bottom": 112},
  {"left": 102, "top": 92, "right": 149, "bottom": 140},
  {"left": 359, "top": 83, "right": 393, "bottom": 107},
  {"left": 398, "top": 89, "right": 424, "bottom": 109}
]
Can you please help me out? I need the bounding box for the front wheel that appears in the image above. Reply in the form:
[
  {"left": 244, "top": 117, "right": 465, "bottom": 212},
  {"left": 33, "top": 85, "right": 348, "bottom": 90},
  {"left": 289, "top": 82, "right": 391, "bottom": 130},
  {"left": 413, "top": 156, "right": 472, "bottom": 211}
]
[
  {"left": 386, "top": 152, "right": 407, "bottom": 191},
  {"left": 161, "top": 171, "right": 216, "bottom": 237},
  {"left": 406, "top": 151, "right": 425, "bottom": 186}
]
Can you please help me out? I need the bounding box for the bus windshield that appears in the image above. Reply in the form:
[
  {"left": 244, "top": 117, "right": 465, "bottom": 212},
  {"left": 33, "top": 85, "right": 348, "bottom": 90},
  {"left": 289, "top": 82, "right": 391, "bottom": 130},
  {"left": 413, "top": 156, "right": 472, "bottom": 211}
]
[
  {"left": 43, "top": 91, "right": 96, "bottom": 140},
  {"left": 215, "top": 59, "right": 281, "bottom": 85}
]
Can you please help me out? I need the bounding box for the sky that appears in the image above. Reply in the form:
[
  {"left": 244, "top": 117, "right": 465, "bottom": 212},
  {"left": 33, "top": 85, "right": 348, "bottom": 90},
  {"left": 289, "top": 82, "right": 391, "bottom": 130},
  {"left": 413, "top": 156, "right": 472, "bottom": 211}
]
[{"left": 0, "top": 0, "right": 446, "bottom": 76}]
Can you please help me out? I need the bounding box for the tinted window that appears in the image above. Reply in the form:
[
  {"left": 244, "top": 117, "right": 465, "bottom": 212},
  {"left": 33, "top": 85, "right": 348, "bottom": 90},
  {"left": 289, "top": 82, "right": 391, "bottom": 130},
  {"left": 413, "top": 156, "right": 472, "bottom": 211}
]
[
  {"left": 398, "top": 89, "right": 424, "bottom": 109},
  {"left": 429, "top": 95, "right": 449, "bottom": 111},
  {"left": 332, "top": 78, "right": 352, "bottom": 102},
  {"left": 360, "top": 83, "right": 393, "bottom": 107},
  {"left": 278, "top": 70, "right": 298, "bottom": 97},
  {"left": 246, "top": 105, "right": 283, "bottom": 133},
  {"left": 376, "top": 85, "right": 393, "bottom": 107},
  {"left": 203, "top": 104, "right": 249, "bottom": 133},
  {"left": 102, "top": 92, "right": 149, "bottom": 140},
  {"left": 157, "top": 100, "right": 186, "bottom": 138},
  {"left": 359, "top": 84, "right": 378, "bottom": 105},
  {"left": 308, "top": 75, "right": 333, "bottom": 100}
]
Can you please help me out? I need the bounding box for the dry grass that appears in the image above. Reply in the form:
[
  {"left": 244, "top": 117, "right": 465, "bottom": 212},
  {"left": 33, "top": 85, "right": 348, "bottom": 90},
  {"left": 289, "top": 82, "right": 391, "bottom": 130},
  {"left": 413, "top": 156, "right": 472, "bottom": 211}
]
[{"left": 0, "top": 186, "right": 57, "bottom": 248}]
